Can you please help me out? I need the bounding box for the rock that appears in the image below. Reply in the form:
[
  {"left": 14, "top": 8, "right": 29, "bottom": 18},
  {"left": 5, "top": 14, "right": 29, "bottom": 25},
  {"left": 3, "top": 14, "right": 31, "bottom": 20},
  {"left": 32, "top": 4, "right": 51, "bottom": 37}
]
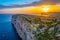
[{"left": 11, "top": 14, "right": 60, "bottom": 40}]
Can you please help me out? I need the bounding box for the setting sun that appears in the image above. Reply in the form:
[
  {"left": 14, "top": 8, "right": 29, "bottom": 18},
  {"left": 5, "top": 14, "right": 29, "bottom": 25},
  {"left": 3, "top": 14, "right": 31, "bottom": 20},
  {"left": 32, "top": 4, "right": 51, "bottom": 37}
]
[{"left": 42, "top": 6, "right": 50, "bottom": 12}]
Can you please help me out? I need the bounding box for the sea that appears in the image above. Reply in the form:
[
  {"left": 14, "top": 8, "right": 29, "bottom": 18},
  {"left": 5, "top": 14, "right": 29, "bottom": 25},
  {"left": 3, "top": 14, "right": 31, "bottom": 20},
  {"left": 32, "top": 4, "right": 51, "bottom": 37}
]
[{"left": 0, "top": 14, "right": 22, "bottom": 40}]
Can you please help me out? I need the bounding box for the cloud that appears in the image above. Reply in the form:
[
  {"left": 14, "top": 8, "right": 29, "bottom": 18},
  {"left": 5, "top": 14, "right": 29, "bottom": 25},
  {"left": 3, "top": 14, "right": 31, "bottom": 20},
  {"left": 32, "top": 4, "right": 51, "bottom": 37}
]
[
  {"left": 0, "top": 0, "right": 40, "bottom": 9},
  {"left": 0, "top": 5, "right": 60, "bottom": 14},
  {"left": 0, "top": 4, "right": 23, "bottom": 9},
  {"left": 0, "top": 0, "right": 60, "bottom": 14},
  {"left": 0, "top": 1, "right": 41, "bottom": 9},
  {"left": 42, "top": 0, "right": 60, "bottom": 3},
  {"left": 0, "top": 0, "right": 60, "bottom": 9},
  {"left": 0, "top": 6, "right": 38, "bottom": 14},
  {"left": 33, "top": 0, "right": 60, "bottom": 5}
]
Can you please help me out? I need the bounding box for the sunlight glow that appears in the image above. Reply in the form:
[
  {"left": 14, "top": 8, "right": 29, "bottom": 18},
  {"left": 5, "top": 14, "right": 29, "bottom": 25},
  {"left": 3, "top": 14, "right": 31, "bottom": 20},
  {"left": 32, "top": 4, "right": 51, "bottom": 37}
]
[
  {"left": 0, "top": 5, "right": 60, "bottom": 14},
  {"left": 42, "top": 6, "right": 50, "bottom": 12}
]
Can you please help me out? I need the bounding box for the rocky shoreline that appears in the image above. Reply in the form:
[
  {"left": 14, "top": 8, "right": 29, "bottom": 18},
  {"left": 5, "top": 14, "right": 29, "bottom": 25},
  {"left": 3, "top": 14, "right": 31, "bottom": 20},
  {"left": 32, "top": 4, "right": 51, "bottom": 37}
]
[{"left": 11, "top": 14, "right": 60, "bottom": 40}]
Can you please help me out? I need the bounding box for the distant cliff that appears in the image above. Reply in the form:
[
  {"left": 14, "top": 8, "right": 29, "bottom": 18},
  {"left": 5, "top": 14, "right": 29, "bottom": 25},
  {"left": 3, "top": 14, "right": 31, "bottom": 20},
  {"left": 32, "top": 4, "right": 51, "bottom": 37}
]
[{"left": 12, "top": 14, "right": 60, "bottom": 40}]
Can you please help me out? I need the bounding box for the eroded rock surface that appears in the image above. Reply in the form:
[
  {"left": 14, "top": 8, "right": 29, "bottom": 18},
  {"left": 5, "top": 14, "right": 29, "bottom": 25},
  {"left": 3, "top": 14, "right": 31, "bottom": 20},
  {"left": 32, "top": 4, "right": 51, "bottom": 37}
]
[{"left": 12, "top": 14, "right": 60, "bottom": 40}]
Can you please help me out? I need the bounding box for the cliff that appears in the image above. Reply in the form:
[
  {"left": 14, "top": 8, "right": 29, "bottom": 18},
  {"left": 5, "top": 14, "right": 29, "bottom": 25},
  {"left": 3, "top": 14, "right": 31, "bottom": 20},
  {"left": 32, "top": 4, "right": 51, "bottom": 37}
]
[{"left": 12, "top": 14, "right": 60, "bottom": 40}]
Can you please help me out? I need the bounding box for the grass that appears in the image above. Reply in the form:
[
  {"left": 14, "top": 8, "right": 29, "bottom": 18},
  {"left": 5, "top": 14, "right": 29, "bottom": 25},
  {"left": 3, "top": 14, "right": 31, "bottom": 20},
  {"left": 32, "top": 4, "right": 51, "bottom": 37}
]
[{"left": 34, "top": 18, "right": 60, "bottom": 40}]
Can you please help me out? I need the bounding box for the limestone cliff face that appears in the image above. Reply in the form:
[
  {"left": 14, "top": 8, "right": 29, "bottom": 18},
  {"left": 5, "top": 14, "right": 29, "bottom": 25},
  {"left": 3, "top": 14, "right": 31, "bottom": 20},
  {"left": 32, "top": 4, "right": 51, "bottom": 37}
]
[{"left": 12, "top": 14, "right": 60, "bottom": 40}]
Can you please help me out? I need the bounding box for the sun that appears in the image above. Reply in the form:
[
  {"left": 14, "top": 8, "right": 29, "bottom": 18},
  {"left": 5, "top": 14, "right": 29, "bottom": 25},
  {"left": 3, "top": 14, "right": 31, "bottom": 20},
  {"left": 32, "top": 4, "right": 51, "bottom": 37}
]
[{"left": 42, "top": 6, "right": 50, "bottom": 12}]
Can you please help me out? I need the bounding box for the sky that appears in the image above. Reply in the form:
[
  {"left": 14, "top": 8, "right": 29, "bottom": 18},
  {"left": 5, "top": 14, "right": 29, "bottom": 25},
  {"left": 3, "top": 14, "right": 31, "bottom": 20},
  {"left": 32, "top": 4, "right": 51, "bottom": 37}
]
[
  {"left": 0, "top": 0, "right": 40, "bottom": 5},
  {"left": 0, "top": 0, "right": 41, "bottom": 9},
  {"left": 0, "top": 0, "right": 60, "bottom": 23},
  {"left": 0, "top": 0, "right": 60, "bottom": 5},
  {"left": 0, "top": 0, "right": 40, "bottom": 14},
  {"left": 0, "top": 0, "right": 60, "bottom": 14}
]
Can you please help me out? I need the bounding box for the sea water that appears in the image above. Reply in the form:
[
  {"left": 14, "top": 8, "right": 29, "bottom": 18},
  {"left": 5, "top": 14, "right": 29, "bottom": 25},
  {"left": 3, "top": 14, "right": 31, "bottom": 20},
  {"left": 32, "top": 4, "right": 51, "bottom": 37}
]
[{"left": 0, "top": 14, "right": 22, "bottom": 40}]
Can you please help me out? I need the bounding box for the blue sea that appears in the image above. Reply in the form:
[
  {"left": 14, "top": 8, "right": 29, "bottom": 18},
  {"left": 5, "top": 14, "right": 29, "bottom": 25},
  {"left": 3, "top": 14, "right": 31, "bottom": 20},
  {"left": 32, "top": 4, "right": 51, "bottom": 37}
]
[{"left": 0, "top": 14, "right": 22, "bottom": 40}]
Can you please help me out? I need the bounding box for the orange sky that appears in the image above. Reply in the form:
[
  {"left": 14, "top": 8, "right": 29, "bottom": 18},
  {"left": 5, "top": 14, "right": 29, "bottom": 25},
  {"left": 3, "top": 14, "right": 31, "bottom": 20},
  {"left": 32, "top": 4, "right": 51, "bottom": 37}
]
[{"left": 0, "top": 5, "right": 60, "bottom": 14}]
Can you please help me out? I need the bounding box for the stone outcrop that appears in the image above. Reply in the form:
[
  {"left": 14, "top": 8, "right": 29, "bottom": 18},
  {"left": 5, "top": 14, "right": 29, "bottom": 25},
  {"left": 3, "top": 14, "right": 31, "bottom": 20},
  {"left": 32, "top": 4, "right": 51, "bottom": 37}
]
[{"left": 12, "top": 14, "right": 60, "bottom": 40}]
